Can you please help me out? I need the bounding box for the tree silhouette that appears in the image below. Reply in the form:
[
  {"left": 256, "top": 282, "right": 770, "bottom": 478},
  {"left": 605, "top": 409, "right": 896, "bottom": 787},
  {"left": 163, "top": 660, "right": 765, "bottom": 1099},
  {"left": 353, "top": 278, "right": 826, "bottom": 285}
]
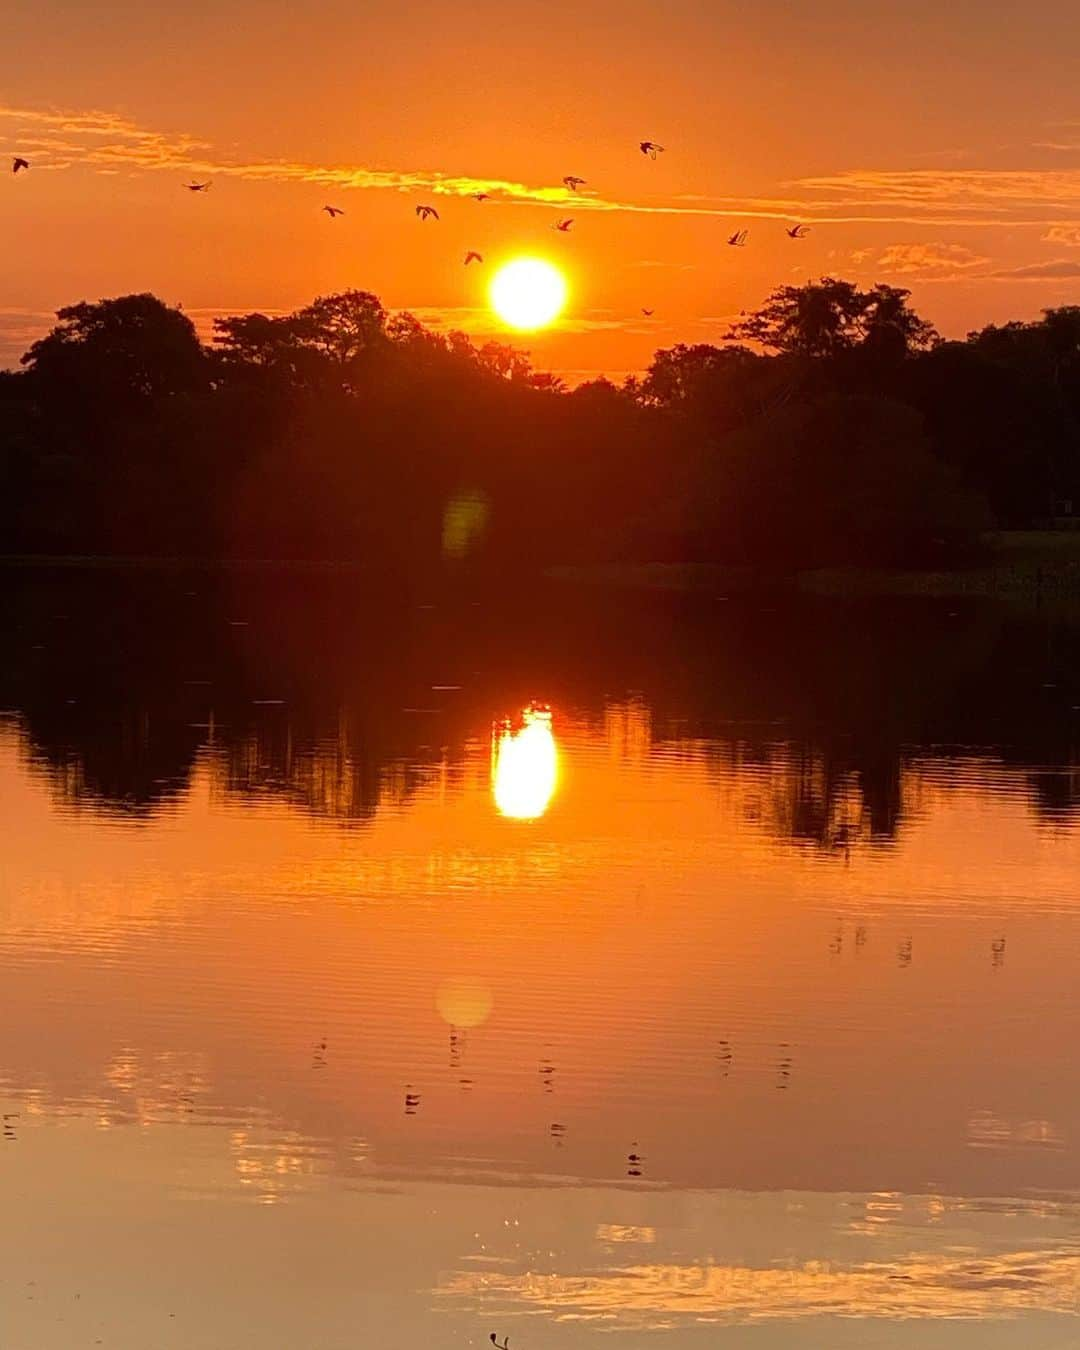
[
  {"left": 726, "top": 278, "right": 937, "bottom": 358},
  {"left": 3, "top": 278, "right": 1079, "bottom": 568},
  {"left": 22, "top": 294, "right": 207, "bottom": 407}
]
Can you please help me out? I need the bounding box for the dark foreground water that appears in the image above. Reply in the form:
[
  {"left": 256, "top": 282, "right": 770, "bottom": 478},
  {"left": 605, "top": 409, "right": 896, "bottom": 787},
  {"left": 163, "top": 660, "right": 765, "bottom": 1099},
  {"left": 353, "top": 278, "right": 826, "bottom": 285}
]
[{"left": 1, "top": 569, "right": 1079, "bottom": 1350}]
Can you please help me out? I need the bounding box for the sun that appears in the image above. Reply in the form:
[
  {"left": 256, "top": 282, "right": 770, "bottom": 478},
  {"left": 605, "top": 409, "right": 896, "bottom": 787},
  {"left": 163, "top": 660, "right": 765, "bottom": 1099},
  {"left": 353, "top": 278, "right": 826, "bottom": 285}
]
[{"left": 489, "top": 258, "right": 567, "bottom": 331}]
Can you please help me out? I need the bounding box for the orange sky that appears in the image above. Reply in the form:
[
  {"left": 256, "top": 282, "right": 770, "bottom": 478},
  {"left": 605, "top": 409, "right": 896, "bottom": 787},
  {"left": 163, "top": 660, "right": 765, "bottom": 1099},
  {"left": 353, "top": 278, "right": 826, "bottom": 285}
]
[{"left": 4, "top": 0, "right": 1080, "bottom": 379}]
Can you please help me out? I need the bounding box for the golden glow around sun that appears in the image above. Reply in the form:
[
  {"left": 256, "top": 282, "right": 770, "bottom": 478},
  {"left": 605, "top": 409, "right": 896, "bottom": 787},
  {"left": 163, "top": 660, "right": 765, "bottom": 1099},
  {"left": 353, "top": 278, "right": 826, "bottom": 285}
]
[
  {"left": 489, "top": 258, "right": 567, "bottom": 331},
  {"left": 493, "top": 706, "right": 559, "bottom": 820}
]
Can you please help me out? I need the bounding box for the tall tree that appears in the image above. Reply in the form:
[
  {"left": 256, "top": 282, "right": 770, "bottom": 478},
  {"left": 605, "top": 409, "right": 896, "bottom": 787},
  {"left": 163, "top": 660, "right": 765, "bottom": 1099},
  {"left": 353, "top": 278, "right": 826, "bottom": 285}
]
[
  {"left": 22, "top": 294, "right": 207, "bottom": 407},
  {"left": 726, "top": 278, "right": 936, "bottom": 358}
]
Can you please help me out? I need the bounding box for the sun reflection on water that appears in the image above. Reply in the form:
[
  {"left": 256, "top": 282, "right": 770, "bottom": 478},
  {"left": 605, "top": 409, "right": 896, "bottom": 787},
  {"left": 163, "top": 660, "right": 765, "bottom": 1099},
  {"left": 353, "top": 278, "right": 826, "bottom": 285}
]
[{"left": 492, "top": 706, "right": 559, "bottom": 820}]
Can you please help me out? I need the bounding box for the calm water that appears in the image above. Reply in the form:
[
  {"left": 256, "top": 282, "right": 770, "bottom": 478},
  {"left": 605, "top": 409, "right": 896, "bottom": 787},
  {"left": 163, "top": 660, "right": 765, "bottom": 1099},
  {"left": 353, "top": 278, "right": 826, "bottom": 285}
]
[{"left": 2, "top": 570, "right": 1080, "bottom": 1350}]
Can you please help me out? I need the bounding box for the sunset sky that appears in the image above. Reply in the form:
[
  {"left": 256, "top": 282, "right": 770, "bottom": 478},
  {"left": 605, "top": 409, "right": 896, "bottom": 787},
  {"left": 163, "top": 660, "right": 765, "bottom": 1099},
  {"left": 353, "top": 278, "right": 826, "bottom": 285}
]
[{"left": 4, "top": 0, "right": 1080, "bottom": 380}]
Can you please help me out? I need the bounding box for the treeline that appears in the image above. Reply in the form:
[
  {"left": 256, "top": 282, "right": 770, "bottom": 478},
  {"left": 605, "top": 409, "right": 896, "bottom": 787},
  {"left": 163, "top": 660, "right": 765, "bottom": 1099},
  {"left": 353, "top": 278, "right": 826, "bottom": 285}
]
[
  {"left": 5, "top": 570, "right": 1079, "bottom": 831},
  {"left": 1, "top": 279, "right": 1079, "bottom": 568}
]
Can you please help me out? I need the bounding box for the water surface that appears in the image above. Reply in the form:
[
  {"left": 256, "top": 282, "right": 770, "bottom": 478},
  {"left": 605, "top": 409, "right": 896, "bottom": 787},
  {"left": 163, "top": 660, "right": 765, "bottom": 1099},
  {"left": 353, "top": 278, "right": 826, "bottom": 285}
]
[{"left": 2, "top": 571, "right": 1079, "bottom": 1349}]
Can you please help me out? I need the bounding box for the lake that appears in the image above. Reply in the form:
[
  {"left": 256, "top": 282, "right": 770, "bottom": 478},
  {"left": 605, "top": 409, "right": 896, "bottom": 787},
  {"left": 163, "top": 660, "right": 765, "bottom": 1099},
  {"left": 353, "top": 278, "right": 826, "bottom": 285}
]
[{"left": 2, "top": 568, "right": 1079, "bottom": 1349}]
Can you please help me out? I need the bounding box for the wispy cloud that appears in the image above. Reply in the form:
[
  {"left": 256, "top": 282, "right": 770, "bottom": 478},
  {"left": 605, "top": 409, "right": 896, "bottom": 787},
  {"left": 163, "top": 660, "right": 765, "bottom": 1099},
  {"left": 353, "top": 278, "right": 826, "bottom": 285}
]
[
  {"left": 626, "top": 260, "right": 697, "bottom": 271},
  {"left": 991, "top": 258, "right": 1080, "bottom": 281},
  {"left": 12, "top": 103, "right": 1080, "bottom": 233},
  {"left": 874, "top": 242, "right": 990, "bottom": 279},
  {"left": 0, "top": 104, "right": 590, "bottom": 206},
  {"left": 791, "top": 168, "right": 1080, "bottom": 224},
  {"left": 409, "top": 304, "right": 631, "bottom": 336},
  {"left": 1042, "top": 224, "right": 1080, "bottom": 247}
]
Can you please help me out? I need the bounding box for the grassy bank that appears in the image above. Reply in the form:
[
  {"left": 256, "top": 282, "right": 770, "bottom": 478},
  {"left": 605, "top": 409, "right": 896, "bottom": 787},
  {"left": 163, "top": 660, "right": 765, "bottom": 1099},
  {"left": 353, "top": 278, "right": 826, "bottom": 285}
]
[
  {"left": 801, "top": 531, "right": 1080, "bottom": 598},
  {"left": 546, "top": 532, "right": 1080, "bottom": 601}
]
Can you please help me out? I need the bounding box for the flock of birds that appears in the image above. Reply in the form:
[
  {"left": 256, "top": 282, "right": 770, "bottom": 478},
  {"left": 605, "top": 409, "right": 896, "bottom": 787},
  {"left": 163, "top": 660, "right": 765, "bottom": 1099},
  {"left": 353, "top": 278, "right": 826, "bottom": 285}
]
[{"left": 10, "top": 144, "right": 815, "bottom": 315}]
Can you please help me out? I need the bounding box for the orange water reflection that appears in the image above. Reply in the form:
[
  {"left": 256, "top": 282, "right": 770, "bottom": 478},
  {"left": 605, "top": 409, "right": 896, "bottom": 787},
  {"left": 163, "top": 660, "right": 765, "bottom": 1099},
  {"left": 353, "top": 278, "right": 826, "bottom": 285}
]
[{"left": 2, "top": 679, "right": 1080, "bottom": 1347}]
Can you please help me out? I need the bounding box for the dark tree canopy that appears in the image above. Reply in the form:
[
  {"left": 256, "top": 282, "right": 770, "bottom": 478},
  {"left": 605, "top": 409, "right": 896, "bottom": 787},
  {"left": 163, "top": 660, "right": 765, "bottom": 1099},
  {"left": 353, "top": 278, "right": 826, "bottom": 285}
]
[
  {"left": 22, "top": 293, "right": 207, "bottom": 406},
  {"left": 2, "top": 278, "right": 1078, "bottom": 569},
  {"left": 725, "top": 278, "right": 938, "bottom": 358}
]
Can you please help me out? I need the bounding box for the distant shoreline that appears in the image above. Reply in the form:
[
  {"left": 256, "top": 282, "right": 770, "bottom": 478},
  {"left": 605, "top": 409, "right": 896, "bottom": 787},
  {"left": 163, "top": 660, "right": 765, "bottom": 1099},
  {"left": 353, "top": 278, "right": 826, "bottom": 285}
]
[{"left": 4, "top": 531, "right": 1080, "bottom": 603}]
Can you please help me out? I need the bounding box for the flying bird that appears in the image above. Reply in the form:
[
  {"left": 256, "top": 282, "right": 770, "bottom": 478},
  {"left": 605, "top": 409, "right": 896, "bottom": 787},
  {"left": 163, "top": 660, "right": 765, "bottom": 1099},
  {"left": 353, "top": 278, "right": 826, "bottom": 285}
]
[
  {"left": 464, "top": 251, "right": 483, "bottom": 265},
  {"left": 322, "top": 205, "right": 345, "bottom": 218},
  {"left": 553, "top": 218, "right": 574, "bottom": 232},
  {"left": 563, "top": 175, "right": 586, "bottom": 191},
  {"left": 12, "top": 157, "right": 29, "bottom": 174},
  {"left": 786, "top": 224, "right": 811, "bottom": 239},
  {"left": 640, "top": 141, "right": 665, "bottom": 159},
  {"left": 472, "top": 192, "right": 490, "bottom": 202},
  {"left": 641, "top": 308, "right": 655, "bottom": 316},
  {"left": 415, "top": 204, "right": 439, "bottom": 221},
  {"left": 727, "top": 229, "right": 749, "bottom": 247},
  {"left": 185, "top": 180, "right": 211, "bottom": 192}
]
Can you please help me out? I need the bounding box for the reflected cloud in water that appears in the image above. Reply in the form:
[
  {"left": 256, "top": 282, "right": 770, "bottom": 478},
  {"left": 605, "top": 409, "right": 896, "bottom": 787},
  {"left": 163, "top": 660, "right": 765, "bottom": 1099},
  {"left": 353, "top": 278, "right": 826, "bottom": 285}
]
[{"left": 438, "top": 1244, "right": 1080, "bottom": 1326}]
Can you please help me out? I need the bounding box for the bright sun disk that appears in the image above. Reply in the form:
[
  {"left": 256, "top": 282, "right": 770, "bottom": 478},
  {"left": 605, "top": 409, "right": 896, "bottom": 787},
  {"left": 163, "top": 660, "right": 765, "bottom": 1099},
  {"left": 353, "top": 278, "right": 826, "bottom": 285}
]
[{"left": 489, "top": 258, "right": 567, "bottom": 331}]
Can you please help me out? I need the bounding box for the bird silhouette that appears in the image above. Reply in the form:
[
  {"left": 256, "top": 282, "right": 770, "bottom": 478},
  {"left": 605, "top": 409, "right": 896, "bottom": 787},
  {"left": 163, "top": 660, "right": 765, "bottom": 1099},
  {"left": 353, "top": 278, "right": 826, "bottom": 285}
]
[
  {"left": 641, "top": 307, "right": 655, "bottom": 316},
  {"left": 322, "top": 205, "right": 345, "bottom": 218},
  {"left": 553, "top": 218, "right": 574, "bottom": 232},
  {"left": 786, "top": 224, "right": 811, "bottom": 239},
  {"left": 728, "top": 229, "right": 749, "bottom": 247},
  {"left": 464, "top": 251, "right": 483, "bottom": 265},
  {"left": 640, "top": 141, "right": 665, "bottom": 159},
  {"left": 472, "top": 192, "right": 490, "bottom": 202},
  {"left": 563, "top": 175, "right": 587, "bottom": 191},
  {"left": 415, "top": 204, "right": 439, "bottom": 221},
  {"left": 12, "top": 157, "right": 29, "bottom": 174},
  {"left": 185, "top": 180, "right": 211, "bottom": 192}
]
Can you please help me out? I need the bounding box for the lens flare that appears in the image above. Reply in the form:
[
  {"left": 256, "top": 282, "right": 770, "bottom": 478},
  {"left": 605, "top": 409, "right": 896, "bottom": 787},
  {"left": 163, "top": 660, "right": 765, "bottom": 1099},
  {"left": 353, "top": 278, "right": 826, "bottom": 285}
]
[
  {"left": 492, "top": 706, "right": 559, "bottom": 820},
  {"left": 436, "top": 979, "right": 494, "bottom": 1029},
  {"left": 489, "top": 258, "right": 567, "bottom": 331}
]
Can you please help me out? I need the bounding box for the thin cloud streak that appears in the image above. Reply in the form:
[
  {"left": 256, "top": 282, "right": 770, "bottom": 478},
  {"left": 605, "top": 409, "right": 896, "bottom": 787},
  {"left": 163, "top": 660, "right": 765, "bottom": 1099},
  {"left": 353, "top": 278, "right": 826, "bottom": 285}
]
[
  {"left": 990, "top": 259, "right": 1080, "bottom": 280},
  {"left": 409, "top": 305, "right": 631, "bottom": 336},
  {"left": 794, "top": 167, "right": 1080, "bottom": 219},
  {"left": 9, "top": 104, "right": 1080, "bottom": 231}
]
